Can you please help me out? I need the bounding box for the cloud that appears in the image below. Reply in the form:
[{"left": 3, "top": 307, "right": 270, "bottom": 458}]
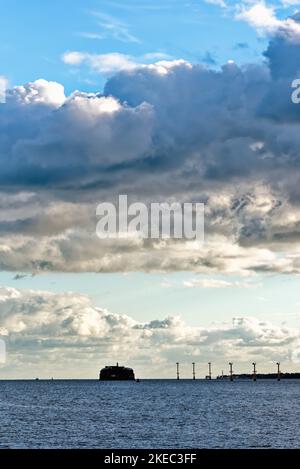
[
  {"left": 1, "top": 203, "right": 300, "bottom": 275},
  {"left": 62, "top": 51, "right": 172, "bottom": 75},
  {"left": 0, "top": 76, "right": 7, "bottom": 87},
  {"left": 183, "top": 278, "right": 259, "bottom": 288},
  {"left": 0, "top": 75, "right": 8, "bottom": 103},
  {"left": 89, "top": 10, "right": 140, "bottom": 43},
  {"left": 78, "top": 32, "right": 106, "bottom": 40},
  {"left": 2, "top": 26, "right": 300, "bottom": 273},
  {"left": 62, "top": 51, "right": 137, "bottom": 74},
  {"left": 13, "top": 273, "right": 31, "bottom": 281},
  {"left": 204, "top": 0, "right": 227, "bottom": 8},
  {"left": 11, "top": 78, "right": 66, "bottom": 106},
  {"left": 281, "top": 0, "right": 300, "bottom": 6},
  {"left": 202, "top": 51, "right": 217, "bottom": 66},
  {"left": 234, "top": 42, "right": 249, "bottom": 50},
  {"left": 236, "top": 2, "right": 300, "bottom": 41},
  {"left": 0, "top": 287, "right": 298, "bottom": 377},
  {"left": 0, "top": 80, "right": 154, "bottom": 185},
  {"left": 142, "top": 52, "right": 171, "bottom": 61}
]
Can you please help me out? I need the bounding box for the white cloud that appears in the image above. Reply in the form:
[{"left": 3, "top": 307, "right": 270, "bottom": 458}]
[
  {"left": 78, "top": 32, "right": 106, "bottom": 40},
  {"left": 91, "top": 10, "right": 140, "bottom": 43},
  {"left": 0, "top": 287, "right": 298, "bottom": 378},
  {"left": 183, "top": 278, "right": 259, "bottom": 288},
  {"left": 0, "top": 76, "right": 7, "bottom": 87},
  {"left": 11, "top": 79, "right": 66, "bottom": 107},
  {"left": 204, "top": 0, "right": 227, "bottom": 8},
  {"left": 62, "top": 51, "right": 85, "bottom": 66},
  {"left": 62, "top": 51, "right": 174, "bottom": 75},
  {"left": 142, "top": 52, "right": 171, "bottom": 61},
  {"left": 0, "top": 76, "right": 8, "bottom": 103},
  {"left": 62, "top": 51, "right": 137, "bottom": 74},
  {"left": 281, "top": 0, "right": 300, "bottom": 6},
  {"left": 236, "top": 2, "right": 300, "bottom": 41}
]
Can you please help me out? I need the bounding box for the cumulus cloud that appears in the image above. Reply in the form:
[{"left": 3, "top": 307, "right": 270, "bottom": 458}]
[
  {"left": 0, "top": 287, "right": 298, "bottom": 378},
  {"left": 1, "top": 22, "right": 300, "bottom": 273},
  {"left": 236, "top": 2, "right": 300, "bottom": 41},
  {"left": 11, "top": 79, "right": 66, "bottom": 107},
  {"left": 0, "top": 80, "right": 154, "bottom": 187}
]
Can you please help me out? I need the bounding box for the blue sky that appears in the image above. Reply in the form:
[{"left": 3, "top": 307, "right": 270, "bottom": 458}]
[
  {"left": 0, "top": 270, "right": 300, "bottom": 328},
  {"left": 1, "top": 0, "right": 300, "bottom": 377},
  {"left": 0, "top": 0, "right": 269, "bottom": 93}
]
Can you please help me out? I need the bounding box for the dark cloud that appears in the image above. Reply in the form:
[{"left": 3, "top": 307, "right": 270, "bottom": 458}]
[
  {"left": 1, "top": 31, "right": 300, "bottom": 272},
  {"left": 234, "top": 42, "right": 249, "bottom": 50},
  {"left": 202, "top": 51, "right": 217, "bottom": 66},
  {"left": 13, "top": 273, "right": 29, "bottom": 281}
]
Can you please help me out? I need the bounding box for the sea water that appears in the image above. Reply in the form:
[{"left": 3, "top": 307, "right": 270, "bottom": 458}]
[{"left": 0, "top": 379, "right": 299, "bottom": 448}]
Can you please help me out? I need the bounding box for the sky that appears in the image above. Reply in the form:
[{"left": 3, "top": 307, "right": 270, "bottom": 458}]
[{"left": 1, "top": 0, "right": 300, "bottom": 378}]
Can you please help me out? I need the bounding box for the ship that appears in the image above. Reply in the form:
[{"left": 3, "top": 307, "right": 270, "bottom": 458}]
[{"left": 99, "top": 363, "right": 135, "bottom": 381}]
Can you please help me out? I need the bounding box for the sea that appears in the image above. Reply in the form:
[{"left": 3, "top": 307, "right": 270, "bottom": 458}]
[{"left": 0, "top": 379, "right": 299, "bottom": 449}]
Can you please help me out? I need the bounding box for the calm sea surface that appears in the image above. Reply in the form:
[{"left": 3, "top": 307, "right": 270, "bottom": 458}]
[{"left": 0, "top": 379, "right": 299, "bottom": 448}]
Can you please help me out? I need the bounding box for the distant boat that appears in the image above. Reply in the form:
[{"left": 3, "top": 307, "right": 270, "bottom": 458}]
[{"left": 99, "top": 363, "right": 135, "bottom": 381}]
